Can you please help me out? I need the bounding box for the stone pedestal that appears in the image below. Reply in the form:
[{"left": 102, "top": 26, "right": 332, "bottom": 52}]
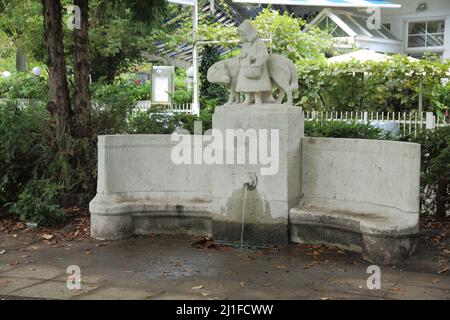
[{"left": 211, "top": 104, "right": 303, "bottom": 246}]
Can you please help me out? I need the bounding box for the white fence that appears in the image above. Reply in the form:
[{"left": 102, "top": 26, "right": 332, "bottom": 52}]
[
  {"left": 0, "top": 98, "right": 42, "bottom": 109},
  {"left": 135, "top": 101, "right": 192, "bottom": 114},
  {"left": 304, "top": 110, "right": 448, "bottom": 136}
]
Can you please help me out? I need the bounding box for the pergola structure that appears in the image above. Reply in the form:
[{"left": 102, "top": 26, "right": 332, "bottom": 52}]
[{"left": 304, "top": 8, "right": 402, "bottom": 53}]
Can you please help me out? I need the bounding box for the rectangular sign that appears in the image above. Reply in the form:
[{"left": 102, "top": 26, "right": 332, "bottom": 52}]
[{"left": 168, "top": 0, "right": 194, "bottom": 6}]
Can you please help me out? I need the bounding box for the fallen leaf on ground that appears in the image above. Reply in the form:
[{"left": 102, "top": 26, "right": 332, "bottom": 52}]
[
  {"left": 432, "top": 279, "right": 440, "bottom": 284},
  {"left": 0, "top": 249, "right": 6, "bottom": 255},
  {"left": 389, "top": 287, "right": 406, "bottom": 294},
  {"left": 192, "top": 237, "right": 217, "bottom": 249},
  {"left": 320, "top": 297, "right": 330, "bottom": 300},
  {"left": 438, "top": 267, "right": 448, "bottom": 274},
  {"left": 192, "top": 285, "right": 204, "bottom": 290},
  {"left": 201, "top": 292, "right": 209, "bottom": 297},
  {"left": 41, "top": 234, "right": 53, "bottom": 240},
  {"left": 0, "top": 280, "right": 12, "bottom": 286},
  {"left": 239, "top": 281, "right": 245, "bottom": 288}
]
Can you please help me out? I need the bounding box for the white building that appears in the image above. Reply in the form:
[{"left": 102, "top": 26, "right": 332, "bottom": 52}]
[{"left": 381, "top": 0, "right": 450, "bottom": 59}]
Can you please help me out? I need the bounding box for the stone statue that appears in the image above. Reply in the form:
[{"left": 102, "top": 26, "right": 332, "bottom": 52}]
[{"left": 207, "top": 20, "right": 299, "bottom": 106}]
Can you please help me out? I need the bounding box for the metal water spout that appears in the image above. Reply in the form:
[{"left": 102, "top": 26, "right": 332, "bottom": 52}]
[
  {"left": 242, "top": 172, "right": 257, "bottom": 190},
  {"left": 240, "top": 172, "right": 257, "bottom": 251}
]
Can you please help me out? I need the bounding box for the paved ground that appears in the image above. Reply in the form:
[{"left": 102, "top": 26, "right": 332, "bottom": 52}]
[{"left": 0, "top": 229, "right": 449, "bottom": 300}]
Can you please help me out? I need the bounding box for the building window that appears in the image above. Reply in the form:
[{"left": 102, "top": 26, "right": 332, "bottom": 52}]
[{"left": 408, "top": 20, "right": 445, "bottom": 48}]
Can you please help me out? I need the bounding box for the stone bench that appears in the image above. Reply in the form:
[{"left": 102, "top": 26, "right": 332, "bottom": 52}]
[
  {"left": 290, "top": 206, "right": 418, "bottom": 264},
  {"left": 89, "top": 135, "right": 213, "bottom": 240},
  {"left": 90, "top": 196, "right": 211, "bottom": 240},
  {"left": 289, "top": 137, "right": 421, "bottom": 264}
]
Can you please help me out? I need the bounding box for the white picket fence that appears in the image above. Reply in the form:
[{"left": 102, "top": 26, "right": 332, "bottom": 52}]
[
  {"left": 304, "top": 110, "right": 448, "bottom": 136},
  {"left": 135, "top": 101, "right": 192, "bottom": 114}
]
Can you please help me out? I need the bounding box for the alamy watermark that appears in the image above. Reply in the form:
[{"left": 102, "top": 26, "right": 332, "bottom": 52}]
[
  {"left": 66, "top": 5, "right": 81, "bottom": 30},
  {"left": 171, "top": 121, "right": 280, "bottom": 176},
  {"left": 360, "top": 7, "right": 381, "bottom": 30},
  {"left": 366, "top": 265, "right": 381, "bottom": 290},
  {"left": 66, "top": 265, "right": 81, "bottom": 290}
]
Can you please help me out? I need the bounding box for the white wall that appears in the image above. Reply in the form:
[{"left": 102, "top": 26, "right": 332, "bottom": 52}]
[
  {"left": 95, "top": 134, "right": 212, "bottom": 201},
  {"left": 300, "top": 137, "right": 421, "bottom": 216},
  {"left": 381, "top": 0, "right": 450, "bottom": 59}
]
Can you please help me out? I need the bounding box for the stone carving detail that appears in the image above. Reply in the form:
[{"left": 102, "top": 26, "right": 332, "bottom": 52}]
[{"left": 207, "top": 20, "right": 299, "bottom": 106}]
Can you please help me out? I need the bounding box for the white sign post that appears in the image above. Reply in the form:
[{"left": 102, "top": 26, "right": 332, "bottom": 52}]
[{"left": 168, "top": 0, "right": 200, "bottom": 116}]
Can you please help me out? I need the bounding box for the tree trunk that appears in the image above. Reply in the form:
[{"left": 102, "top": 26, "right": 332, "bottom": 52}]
[
  {"left": 74, "top": 0, "right": 90, "bottom": 137},
  {"left": 106, "top": 56, "right": 117, "bottom": 83},
  {"left": 42, "top": 0, "right": 72, "bottom": 140},
  {"left": 436, "top": 177, "right": 448, "bottom": 217}
]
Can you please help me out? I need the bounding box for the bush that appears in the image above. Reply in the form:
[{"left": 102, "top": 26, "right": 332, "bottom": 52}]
[
  {"left": 127, "top": 108, "right": 197, "bottom": 134},
  {"left": 0, "top": 100, "right": 49, "bottom": 204},
  {"left": 295, "top": 56, "right": 450, "bottom": 113},
  {"left": 7, "top": 179, "right": 65, "bottom": 226},
  {"left": 0, "top": 100, "right": 98, "bottom": 225},
  {"left": 0, "top": 73, "right": 47, "bottom": 100},
  {"left": 304, "top": 120, "right": 386, "bottom": 139},
  {"left": 403, "top": 126, "right": 450, "bottom": 216}
]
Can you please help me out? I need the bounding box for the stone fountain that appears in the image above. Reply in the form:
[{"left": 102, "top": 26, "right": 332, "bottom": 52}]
[{"left": 90, "top": 20, "right": 420, "bottom": 264}]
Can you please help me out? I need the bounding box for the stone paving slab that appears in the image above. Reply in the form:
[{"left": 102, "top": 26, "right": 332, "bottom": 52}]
[
  {"left": 78, "top": 286, "right": 156, "bottom": 300},
  {"left": 307, "top": 289, "right": 385, "bottom": 300},
  {"left": 0, "top": 264, "right": 63, "bottom": 280},
  {"left": 10, "top": 280, "right": 98, "bottom": 300},
  {"left": 384, "top": 284, "right": 450, "bottom": 300},
  {"left": 0, "top": 233, "right": 449, "bottom": 300},
  {"left": 0, "top": 277, "right": 44, "bottom": 295}
]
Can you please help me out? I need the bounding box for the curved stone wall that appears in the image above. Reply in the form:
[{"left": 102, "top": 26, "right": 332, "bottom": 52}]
[{"left": 300, "top": 137, "right": 421, "bottom": 216}]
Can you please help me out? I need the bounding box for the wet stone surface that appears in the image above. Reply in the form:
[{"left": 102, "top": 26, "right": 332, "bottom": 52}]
[{"left": 0, "top": 232, "right": 449, "bottom": 300}]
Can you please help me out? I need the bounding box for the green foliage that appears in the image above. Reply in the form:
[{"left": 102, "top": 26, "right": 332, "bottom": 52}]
[
  {"left": 88, "top": 0, "right": 168, "bottom": 82},
  {"left": 171, "top": 68, "right": 192, "bottom": 104},
  {"left": 195, "top": 8, "right": 333, "bottom": 61},
  {"left": 127, "top": 109, "right": 197, "bottom": 134},
  {"left": 0, "top": 73, "right": 47, "bottom": 99},
  {"left": 404, "top": 127, "right": 450, "bottom": 215},
  {"left": 0, "top": 100, "right": 50, "bottom": 204},
  {"left": 0, "top": 31, "right": 15, "bottom": 59},
  {"left": 431, "top": 82, "right": 450, "bottom": 119},
  {"left": 0, "top": 0, "right": 45, "bottom": 67},
  {"left": 90, "top": 80, "right": 151, "bottom": 129},
  {"left": 172, "top": 90, "right": 193, "bottom": 105},
  {"left": 199, "top": 46, "right": 228, "bottom": 106},
  {"left": 0, "top": 0, "right": 167, "bottom": 80},
  {"left": 296, "top": 56, "right": 450, "bottom": 113},
  {"left": 7, "top": 179, "right": 65, "bottom": 226},
  {"left": 252, "top": 9, "right": 333, "bottom": 61},
  {"left": 304, "top": 120, "right": 385, "bottom": 139}
]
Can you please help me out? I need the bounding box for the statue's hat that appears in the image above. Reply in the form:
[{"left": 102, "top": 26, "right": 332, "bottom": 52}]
[{"left": 237, "top": 20, "right": 258, "bottom": 41}]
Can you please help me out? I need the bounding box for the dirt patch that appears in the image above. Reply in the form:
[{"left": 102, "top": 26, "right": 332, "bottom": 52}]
[{"left": 0, "top": 207, "right": 91, "bottom": 243}]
